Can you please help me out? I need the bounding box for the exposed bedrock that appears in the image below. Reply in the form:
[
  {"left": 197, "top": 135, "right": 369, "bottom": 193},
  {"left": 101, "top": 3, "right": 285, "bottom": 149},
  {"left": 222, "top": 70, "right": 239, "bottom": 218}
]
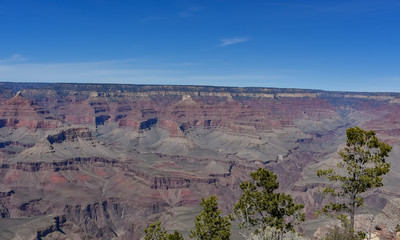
[
  {"left": 1, "top": 83, "right": 400, "bottom": 239},
  {"left": 0, "top": 202, "right": 10, "bottom": 218},
  {"left": 0, "top": 91, "right": 62, "bottom": 129},
  {"left": 1, "top": 157, "right": 118, "bottom": 172},
  {"left": 62, "top": 201, "right": 125, "bottom": 239},
  {"left": 47, "top": 128, "right": 93, "bottom": 144},
  {"left": 0, "top": 161, "right": 232, "bottom": 239},
  {"left": 35, "top": 215, "right": 67, "bottom": 240}
]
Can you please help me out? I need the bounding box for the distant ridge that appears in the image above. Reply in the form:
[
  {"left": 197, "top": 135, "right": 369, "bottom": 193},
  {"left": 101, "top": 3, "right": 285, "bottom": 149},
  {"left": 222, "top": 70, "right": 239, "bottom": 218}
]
[{"left": 0, "top": 82, "right": 399, "bottom": 96}]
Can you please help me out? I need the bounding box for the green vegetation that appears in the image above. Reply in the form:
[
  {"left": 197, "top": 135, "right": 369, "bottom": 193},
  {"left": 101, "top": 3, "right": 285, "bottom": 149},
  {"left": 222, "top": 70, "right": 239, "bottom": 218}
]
[
  {"left": 190, "top": 195, "right": 231, "bottom": 240},
  {"left": 233, "top": 168, "right": 305, "bottom": 237},
  {"left": 317, "top": 126, "right": 391, "bottom": 234},
  {"left": 168, "top": 231, "right": 185, "bottom": 240},
  {"left": 144, "top": 221, "right": 184, "bottom": 240},
  {"left": 143, "top": 168, "right": 304, "bottom": 240},
  {"left": 323, "top": 225, "right": 365, "bottom": 240},
  {"left": 247, "top": 226, "right": 305, "bottom": 240},
  {"left": 144, "top": 221, "right": 167, "bottom": 240}
]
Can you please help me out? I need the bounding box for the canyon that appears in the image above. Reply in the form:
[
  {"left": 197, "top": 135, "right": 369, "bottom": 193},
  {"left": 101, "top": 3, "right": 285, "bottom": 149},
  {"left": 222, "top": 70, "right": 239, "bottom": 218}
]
[{"left": 0, "top": 82, "right": 399, "bottom": 239}]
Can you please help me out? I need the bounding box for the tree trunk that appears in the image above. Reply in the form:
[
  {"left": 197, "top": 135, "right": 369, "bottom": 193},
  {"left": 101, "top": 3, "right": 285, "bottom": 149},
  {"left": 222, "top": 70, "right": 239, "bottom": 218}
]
[{"left": 350, "top": 197, "right": 356, "bottom": 234}]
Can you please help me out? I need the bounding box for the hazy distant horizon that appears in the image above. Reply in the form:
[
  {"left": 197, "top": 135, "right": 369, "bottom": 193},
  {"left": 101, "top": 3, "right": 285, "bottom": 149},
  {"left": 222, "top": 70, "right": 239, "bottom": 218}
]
[{"left": 3, "top": 81, "right": 400, "bottom": 94}]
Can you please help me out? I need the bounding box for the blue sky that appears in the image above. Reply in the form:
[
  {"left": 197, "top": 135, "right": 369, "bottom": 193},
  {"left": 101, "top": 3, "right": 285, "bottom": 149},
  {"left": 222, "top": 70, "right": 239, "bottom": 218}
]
[{"left": 1, "top": 0, "right": 400, "bottom": 92}]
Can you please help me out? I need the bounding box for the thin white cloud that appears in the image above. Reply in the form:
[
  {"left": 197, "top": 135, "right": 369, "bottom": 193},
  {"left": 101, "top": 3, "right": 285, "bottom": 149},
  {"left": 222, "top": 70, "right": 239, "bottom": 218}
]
[
  {"left": 1, "top": 58, "right": 396, "bottom": 92},
  {"left": 0, "top": 60, "right": 179, "bottom": 84},
  {"left": 384, "top": 76, "right": 400, "bottom": 82},
  {"left": 141, "top": 6, "right": 203, "bottom": 23},
  {"left": 0, "top": 59, "right": 286, "bottom": 88},
  {"left": 220, "top": 37, "right": 249, "bottom": 47},
  {"left": 189, "top": 75, "right": 285, "bottom": 80},
  {"left": 0, "top": 54, "right": 27, "bottom": 63}
]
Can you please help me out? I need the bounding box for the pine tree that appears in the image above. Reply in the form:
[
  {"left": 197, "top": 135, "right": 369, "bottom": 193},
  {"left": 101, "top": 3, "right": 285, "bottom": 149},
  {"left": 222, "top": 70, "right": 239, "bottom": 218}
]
[
  {"left": 144, "top": 221, "right": 167, "bottom": 240},
  {"left": 144, "top": 221, "right": 184, "bottom": 240},
  {"left": 317, "top": 126, "right": 391, "bottom": 233},
  {"left": 167, "top": 231, "right": 184, "bottom": 240},
  {"left": 233, "top": 167, "right": 305, "bottom": 237},
  {"left": 190, "top": 195, "right": 231, "bottom": 240}
]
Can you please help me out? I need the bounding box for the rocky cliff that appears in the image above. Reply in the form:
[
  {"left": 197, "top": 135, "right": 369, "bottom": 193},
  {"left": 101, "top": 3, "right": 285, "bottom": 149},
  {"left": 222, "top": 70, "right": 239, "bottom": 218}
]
[{"left": 0, "top": 82, "right": 400, "bottom": 239}]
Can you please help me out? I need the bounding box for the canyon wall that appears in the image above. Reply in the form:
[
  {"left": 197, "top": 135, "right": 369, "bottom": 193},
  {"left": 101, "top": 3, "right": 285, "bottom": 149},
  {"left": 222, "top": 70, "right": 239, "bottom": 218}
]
[{"left": 0, "top": 83, "right": 399, "bottom": 239}]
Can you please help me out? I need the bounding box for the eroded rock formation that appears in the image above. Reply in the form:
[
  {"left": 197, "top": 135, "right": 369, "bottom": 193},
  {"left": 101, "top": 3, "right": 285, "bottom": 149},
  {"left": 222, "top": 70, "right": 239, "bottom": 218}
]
[{"left": 0, "top": 83, "right": 400, "bottom": 239}]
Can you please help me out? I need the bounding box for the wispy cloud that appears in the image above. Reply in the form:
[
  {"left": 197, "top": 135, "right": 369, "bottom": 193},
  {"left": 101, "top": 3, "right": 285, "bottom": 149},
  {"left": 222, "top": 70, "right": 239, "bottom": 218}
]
[
  {"left": 364, "top": 76, "right": 400, "bottom": 92},
  {"left": 1, "top": 58, "right": 397, "bottom": 92},
  {"left": 220, "top": 37, "right": 249, "bottom": 47},
  {"left": 178, "top": 6, "right": 203, "bottom": 18},
  {"left": 189, "top": 75, "right": 284, "bottom": 80},
  {"left": 141, "top": 6, "right": 203, "bottom": 24},
  {"left": 0, "top": 60, "right": 180, "bottom": 84},
  {"left": 0, "top": 59, "right": 287, "bottom": 88},
  {"left": 0, "top": 54, "right": 27, "bottom": 63}
]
